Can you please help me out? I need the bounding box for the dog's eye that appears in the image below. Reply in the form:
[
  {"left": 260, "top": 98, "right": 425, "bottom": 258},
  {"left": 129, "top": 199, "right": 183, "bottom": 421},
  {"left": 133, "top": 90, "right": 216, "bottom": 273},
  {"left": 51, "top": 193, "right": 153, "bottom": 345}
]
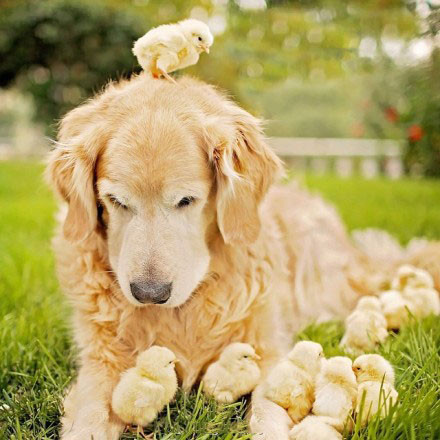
[
  {"left": 107, "top": 194, "right": 128, "bottom": 210},
  {"left": 177, "top": 196, "right": 195, "bottom": 208}
]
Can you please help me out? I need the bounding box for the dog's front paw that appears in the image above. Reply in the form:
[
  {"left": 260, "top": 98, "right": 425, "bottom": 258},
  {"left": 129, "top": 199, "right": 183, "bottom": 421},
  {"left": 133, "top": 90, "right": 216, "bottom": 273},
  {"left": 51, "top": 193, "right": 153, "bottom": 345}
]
[
  {"left": 249, "top": 412, "right": 291, "bottom": 440},
  {"left": 250, "top": 388, "right": 292, "bottom": 440},
  {"left": 61, "top": 429, "right": 106, "bottom": 440},
  {"left": 62, "top": 425, "right": 123, "bottom": 440},
  {"left": 61, "top": 414, "right": 124, "bottom": 440}
]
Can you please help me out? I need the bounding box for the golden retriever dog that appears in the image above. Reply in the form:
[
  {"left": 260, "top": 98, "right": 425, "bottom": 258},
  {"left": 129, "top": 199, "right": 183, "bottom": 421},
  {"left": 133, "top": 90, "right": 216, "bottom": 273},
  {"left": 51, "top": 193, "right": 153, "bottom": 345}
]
[{"left": 46, "top": 74, "right": 439, "bottom": 440}]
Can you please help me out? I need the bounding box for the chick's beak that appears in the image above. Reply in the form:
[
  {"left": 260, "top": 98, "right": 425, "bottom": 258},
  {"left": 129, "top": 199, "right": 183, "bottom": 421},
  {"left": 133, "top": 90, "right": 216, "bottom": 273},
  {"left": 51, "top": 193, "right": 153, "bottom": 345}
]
[
  {"left": 253, "top": 354, "right": 261, "bottom": 361},
  {"left": 201, "top": 44, "right": 210, "bottom": 53}
]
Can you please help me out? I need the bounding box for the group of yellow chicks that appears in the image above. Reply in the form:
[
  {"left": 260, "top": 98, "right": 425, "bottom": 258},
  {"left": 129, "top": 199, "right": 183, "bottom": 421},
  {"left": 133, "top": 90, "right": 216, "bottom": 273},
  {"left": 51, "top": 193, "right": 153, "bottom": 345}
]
[
  {"left": 111, "top": 342, "right": 397, "bottom": 440},
  {"left": 341, "top": 264, "right": 440, "bottom": 353},
  {"left": 263, "top": 343, "right": 397, "bottom": 439}
]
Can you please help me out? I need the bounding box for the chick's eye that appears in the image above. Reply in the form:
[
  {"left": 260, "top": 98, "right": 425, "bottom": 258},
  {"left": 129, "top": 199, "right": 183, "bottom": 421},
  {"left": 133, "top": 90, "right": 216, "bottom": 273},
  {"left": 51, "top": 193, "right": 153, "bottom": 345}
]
[
  {"left": 198, "top": 36, "right": 202, "bottom": 41},
  {"left": 177, "top": 196, "right": 195, "bottom": 208},
  {"left": 107, "top": 194, "right": 128, "bottom": 210}
]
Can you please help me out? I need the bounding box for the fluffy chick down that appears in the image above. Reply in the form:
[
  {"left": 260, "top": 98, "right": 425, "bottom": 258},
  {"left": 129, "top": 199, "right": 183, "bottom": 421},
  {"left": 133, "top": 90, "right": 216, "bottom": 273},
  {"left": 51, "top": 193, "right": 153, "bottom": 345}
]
[
  {"left": 312, "top": 356, "right": 358, "bottom": 432},
  {"left": 264, "top": 341, "right": 324, "bottom": 423},
  {"left": 202, "top": 342, "right": 261, "bottom": 403},
  {"left": 340, "top": 296, "right": 388, "bottom": 352},
  {"left": 132, "top": 19, "right": 213, "bottom": 82},
  {"left": 353, "top": 354, "right": 398, "bottom": 426},
  {"left": 112, "top": 346, "right": 178, "bottom": 427}
]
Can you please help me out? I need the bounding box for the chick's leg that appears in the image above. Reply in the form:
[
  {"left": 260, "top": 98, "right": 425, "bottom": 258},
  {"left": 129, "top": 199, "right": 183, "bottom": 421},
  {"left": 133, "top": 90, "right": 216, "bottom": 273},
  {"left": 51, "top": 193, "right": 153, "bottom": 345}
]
[
  {"left": 61, "top": 362, "right": 124, "bottom": 440},
  {"left": 160, "top": 69, "right": 177, "bottom": 84},
  {"left": 156, "top": 53, "right": 179, "bottom": 84}
]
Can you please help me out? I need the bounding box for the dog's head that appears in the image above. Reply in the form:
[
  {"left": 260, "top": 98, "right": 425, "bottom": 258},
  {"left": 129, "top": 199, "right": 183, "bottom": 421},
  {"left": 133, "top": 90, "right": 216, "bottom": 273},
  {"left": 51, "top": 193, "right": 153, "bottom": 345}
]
[{"left": 47, "top": 76, "right": 282, "bottom": 307}]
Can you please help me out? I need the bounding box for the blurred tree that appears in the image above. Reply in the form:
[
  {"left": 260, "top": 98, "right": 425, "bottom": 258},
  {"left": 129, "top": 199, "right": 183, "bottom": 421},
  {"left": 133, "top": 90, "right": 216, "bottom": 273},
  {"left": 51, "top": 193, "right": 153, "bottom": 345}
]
[
  {"left": 362, "top": 2, "right": 440, "bottom": 176},
  {"left": 0, "top": 0, "right": 430, "bottom": 164},
  {"left": 0, "top": 0, "right": 145, "bottom": 130}
]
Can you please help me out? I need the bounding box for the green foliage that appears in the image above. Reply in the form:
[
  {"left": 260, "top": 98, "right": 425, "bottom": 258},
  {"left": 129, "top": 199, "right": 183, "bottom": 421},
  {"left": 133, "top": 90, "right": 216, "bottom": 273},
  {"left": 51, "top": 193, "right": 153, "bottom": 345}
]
[
  {"left": 303, "top": 173, "right": 440, "bottom": 243},
  {"left": 403, "top": 55, "right": 440, "bottom": 177},
  {"left": 258, "top": 78, "right": 364, "bottom": 138},
  {"left": 0, "top": 0, "right": 144, "bottom": 130},
  {"left": 1, "top": 161, "right": 440, "bottom": 438},
  {"left": 362, "top": 52, "right": 440, "bottom": 177},
  {"left": 0, "top": 0, "right": 420, "bottom": 134}
]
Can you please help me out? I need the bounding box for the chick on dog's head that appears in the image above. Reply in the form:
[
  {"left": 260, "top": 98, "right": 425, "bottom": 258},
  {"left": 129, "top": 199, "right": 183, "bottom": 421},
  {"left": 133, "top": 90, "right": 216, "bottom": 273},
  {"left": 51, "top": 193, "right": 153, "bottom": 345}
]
[
  {"left": 353, "top": 354, "right": 395, "bottom": 385},
  {"left": 46, "top": 77, "right": 282, "bottom": 309},
  {"left": 179, "top": 18, "right": 214, "bottom": 53}
]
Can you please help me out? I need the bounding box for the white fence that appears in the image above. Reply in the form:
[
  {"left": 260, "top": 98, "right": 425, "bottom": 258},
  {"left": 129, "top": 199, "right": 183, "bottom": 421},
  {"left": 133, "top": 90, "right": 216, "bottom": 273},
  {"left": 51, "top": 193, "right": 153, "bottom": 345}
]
[
  {"left": 268, "top": 137, "right": 404, "bottom": 179},
  {"left": 1, "top": 135, "right": 404, "bottom": 179},
  {"left": 0, "top": 136, "right": 47, "bottom": 159}
]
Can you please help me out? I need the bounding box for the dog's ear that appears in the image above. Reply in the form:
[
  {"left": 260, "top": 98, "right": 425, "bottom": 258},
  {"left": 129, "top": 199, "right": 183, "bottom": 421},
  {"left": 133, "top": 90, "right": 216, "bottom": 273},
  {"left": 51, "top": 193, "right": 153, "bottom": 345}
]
[
  {"left": 46, "top": 101, "right": 110, "bottom": 242},
  {"left": 203, "top": 107, "right": 283, "bottom": 244}
]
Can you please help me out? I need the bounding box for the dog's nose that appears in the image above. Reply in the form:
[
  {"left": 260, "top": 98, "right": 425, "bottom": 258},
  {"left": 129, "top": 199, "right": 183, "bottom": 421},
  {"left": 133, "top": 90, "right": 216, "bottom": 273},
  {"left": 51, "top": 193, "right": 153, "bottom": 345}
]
[{"left": 130, "top": 281, "right": 172, "bottom": 304}]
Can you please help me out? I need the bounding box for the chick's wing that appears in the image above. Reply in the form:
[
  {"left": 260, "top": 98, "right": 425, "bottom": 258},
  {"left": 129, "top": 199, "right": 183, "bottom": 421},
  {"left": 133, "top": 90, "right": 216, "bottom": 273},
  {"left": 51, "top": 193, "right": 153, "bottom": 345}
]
[{"left": 134, "top": 380, "right": 165, "bottom": 408}]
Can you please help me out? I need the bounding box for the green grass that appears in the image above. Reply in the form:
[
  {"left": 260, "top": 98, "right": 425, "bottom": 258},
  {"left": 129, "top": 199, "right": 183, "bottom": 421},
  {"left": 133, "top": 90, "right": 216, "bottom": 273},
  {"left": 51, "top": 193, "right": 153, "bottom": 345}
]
[
  {"left": 302, "top": 174, "right": 440, "bottom": 244},
  {"left": 0, "top": 161, "right": 439, "bottom": 439}
]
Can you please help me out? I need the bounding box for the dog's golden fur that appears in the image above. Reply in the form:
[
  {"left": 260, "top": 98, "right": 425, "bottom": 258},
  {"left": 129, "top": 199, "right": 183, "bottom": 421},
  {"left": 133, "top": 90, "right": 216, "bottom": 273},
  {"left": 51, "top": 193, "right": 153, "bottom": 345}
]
[{"left": 46, "top": 74, "right": 440, "bottom": 440}]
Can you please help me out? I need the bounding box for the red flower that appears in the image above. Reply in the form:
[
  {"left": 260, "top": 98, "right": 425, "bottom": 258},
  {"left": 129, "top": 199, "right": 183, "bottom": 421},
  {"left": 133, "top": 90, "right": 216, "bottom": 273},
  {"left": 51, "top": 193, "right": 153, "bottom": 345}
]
[
  {"left": 385, "top": 107, "right": 398, "bottom": 123},
  {"left": 408, "top": 124, "right": 424, "bottom": 142}
]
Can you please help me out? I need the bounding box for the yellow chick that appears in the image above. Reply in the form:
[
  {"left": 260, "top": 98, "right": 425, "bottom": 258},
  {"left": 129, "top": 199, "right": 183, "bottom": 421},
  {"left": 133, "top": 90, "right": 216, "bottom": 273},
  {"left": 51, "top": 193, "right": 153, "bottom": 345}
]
[
  {"left": 391, "top": 264, "right": 434, "bottom": 291},
  {"left": 202, "top": 342, "right": 261, "bottom": 403},
  {"left": 312, "top": 356, "right": 358, "bottom": 432},
  {"left": 132, "top": 18, "right": 213, "bottom": 83},
  {"left": 289, "top": 415, "right": 342, "bottom": 440},
  {"left": 379, "top": 290, "right": 412, "bottom": 330},
  {"left": 112, "top": 346, "right": 178, "bottom": 429},
  {"left": 403, "top": 287, "right": 440, "bottom": 319},
  {"left": 340, "top": 296, "right": 388, "bottom": 352},
  {"left": 264, "top": 341, "right": 324, "bottom": 423},
  {"left": 353, "top": 354, "right": 398, "bottom": 426}
]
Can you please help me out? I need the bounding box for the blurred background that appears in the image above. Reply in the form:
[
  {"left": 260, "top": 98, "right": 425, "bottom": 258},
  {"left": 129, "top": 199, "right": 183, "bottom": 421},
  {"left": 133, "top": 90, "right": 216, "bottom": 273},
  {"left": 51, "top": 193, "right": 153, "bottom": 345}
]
[{"left": 0, "top": 0, "right": 439, "bottom": 177}]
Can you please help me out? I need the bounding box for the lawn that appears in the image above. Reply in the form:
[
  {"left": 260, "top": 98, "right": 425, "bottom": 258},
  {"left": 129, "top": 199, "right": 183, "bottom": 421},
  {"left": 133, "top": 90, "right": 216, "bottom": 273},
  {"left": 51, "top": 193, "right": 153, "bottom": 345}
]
[{"left": 0, "top": 160, "right": 439, "bottom": 439}]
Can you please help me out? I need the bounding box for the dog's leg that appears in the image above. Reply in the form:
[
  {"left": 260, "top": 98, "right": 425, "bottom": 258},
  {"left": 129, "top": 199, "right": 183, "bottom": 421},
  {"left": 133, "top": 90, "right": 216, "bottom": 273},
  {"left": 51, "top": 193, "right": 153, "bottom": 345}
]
[
  {"left": 249, "top": 384, "right": 293, "bottom": 440},
  {"left": 61, "top": 363, "right": 125, "bottom": 440}
]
